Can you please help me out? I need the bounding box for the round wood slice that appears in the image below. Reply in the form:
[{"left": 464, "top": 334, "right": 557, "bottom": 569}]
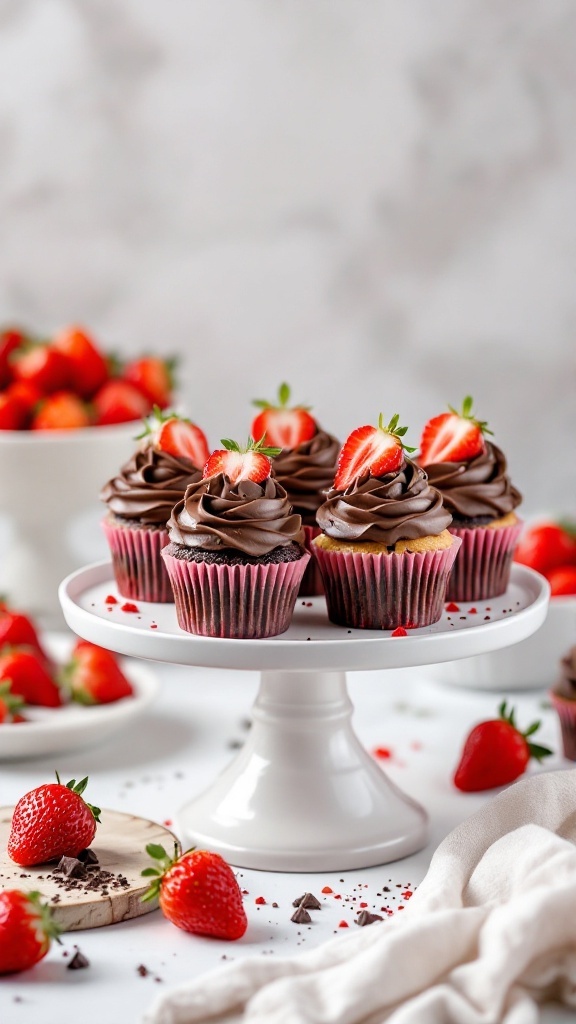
[{"left": 0, "top": 807, "right": 180, "bottom": 931}]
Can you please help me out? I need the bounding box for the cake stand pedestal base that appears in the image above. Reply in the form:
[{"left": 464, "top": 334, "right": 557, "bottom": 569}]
[{"left": 177, "top": 669, "right": 428, "bottom": 871}]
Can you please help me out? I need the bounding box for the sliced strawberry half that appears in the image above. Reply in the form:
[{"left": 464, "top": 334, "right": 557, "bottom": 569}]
[
  {"left": 419, "top": 396, "right": 492, "bottom": 467},
  {"left": 334, "top": 414, "right": 415, "bottom": 491},
  {"left": 251, "top": 382, "right": 317, "bottom": 449},
  {"left": 204, "top": 437, "right": 281, "bottom": 484},
  {"left": 138, "top": 408, "right": 210, "bottom": 469}
]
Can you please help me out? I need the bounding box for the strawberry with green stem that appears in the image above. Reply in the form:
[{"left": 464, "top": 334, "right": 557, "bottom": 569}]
[
  {"left": 0, "top": 890, "right": 62, "bottom": 974},
  {"left": 419, "top": 396, "right": 492, "bottom": 467},
  {"left": 8, "top": 774, "right": 101, "bottom": 866},
  {"left": 251, "top": 383, "right": 317, "bottom": 449},
  {"left": 142, "top": 843, "right": 248, "bottom": 940},
  {"left": 0, "top": 682, "right": 25, "bottom": 723},
  {"left": 334, "top": 413, "right": 416, "bottom": 491},
  {"left": 61, "top": 641, "right": 134, "bottom": 705},
  {"left": 137, "top": 407, "right": 210, "bottom": 469},
  {"left": 453, "top": 701, "right": 553, "bottom": 792},
  {"left": 124, "top": 356, "right": 177, "bottom": 410},
  {"left": 204, "top": 436, "right": 281, "bottom": 484}
]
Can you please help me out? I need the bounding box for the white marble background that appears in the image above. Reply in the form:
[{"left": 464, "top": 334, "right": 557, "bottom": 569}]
[{"left": 0, "top": 0, "right": 575, "bottom": 512}]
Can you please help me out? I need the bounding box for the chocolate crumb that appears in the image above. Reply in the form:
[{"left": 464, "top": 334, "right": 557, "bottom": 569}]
[
  {"left": 137, "top": 964, "right": 150, "bottom": 977},
  {"left": 355, "top": 910, "right": 384, "bottom": 927},
  {"left": 272, "top": 902, "right": 278, "bottom": 908},
  {"left": 291, "top": 905, "right": 312, "bottom": 924},
  {"left": 292, "top": 892, "right": 321, "bottom": 910},
  {"left": 67, "top": 950, "right": 90, "bottom": 970}
]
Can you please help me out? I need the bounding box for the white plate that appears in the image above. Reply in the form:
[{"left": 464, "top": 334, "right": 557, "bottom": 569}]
[{"left": 0, "top": 633, "right": 158, "bottom": 760}]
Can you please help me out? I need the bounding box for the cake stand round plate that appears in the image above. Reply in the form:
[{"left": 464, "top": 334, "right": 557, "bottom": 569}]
[
  {"left": 59, "top": 562, "right": 548, "bottom": 872},
  {"left": 0, "top": 809, "right": 178, "bottom": 930}
]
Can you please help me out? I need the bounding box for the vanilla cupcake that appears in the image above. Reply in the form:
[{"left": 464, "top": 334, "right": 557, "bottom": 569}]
[
  {"left": 312, "top": 414, "right": 460, "bottom": 630},
  {"left": 419, "top": 397, "right": 522, "bottom": 602},
  {"left": 162, "top": 438, "right": 309, "bottom": 637},
  {"left": 100, "top": 410, "right": 209, "bottom": 602}
]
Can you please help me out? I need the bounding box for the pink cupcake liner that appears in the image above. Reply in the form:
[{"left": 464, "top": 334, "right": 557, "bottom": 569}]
[
  {"left": 102, "top": 520, "right": 173, "bottom": 603},
  {"left": 311, "top": 538, "right": 461, "bottom": 630},
  {"left": 298, "top": 525, "right": 325, "bottom": 597},
  {"left": 446, "top": 520, "right": 523, "bottom": 603},
  {"left": 549, "top": 692, "right": 576, "bottom": 761},
  {"left": 161, "top": 549, "right": 311, "bottom": 638}
]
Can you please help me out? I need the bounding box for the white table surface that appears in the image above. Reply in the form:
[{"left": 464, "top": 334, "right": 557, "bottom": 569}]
[{"left": 0, "top": 650, "right": 574, "bottom": 1024}]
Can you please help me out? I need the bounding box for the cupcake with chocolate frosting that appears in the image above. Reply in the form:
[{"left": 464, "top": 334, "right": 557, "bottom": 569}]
[
  {"left": 550, "top": 646, "right": 576, "bottom": 761},
  {"left": 419, "top": 397, "right": 522, "bottom": 601},
  {"left": 251, "top": 383, "right": 339, "bottom": 595},
  {"left": 100, "top": 409, "right": 209, "bottom": 602},
  {"left": 312, "top": 414, "right": 461, "bottom": 630},
  {"left": 162, "top": 437, "right": 309, "bottom": 637}
]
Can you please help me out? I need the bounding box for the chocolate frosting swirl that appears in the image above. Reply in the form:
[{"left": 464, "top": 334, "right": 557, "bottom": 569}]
[
  {"left": 423, "top": 442, "right": 521, "bottom": 521},
  {"left": 316, "top": 458, "right": 451, "bottom": 544},
  {"left": 167, "top": 473, "right": 305, "bottom": 557},
  {"left": 272, "top": 429, "right": 340, "bottom": 523},
  {"left": 554, "top": 647, "right": 576, "bottom": 700},
  {"left": 101, "top": 448, "right": 202, "bottom": 526}
]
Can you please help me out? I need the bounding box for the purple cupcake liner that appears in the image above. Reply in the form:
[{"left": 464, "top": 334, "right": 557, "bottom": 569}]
[
  {"left": 311, "top": 538, "right": 461, "bottom": 630},
  {"left": 298, "top": 525, "right": 325, "bottom": 597},
  {"left": 549, "top": 692, "right": 576, "bottom": 761},
  {"left": 446, "top": 521, "right": 523, "bottom": 603},
  {"left": 102, "top": 520, "right": 173, "bottom": 603},
  {"left": 161, "top": 548, "right": 311, "bottom": 638}
]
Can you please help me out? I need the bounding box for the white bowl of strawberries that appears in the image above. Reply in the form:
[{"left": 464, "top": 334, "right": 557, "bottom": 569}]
[{"left": 0, "top": 325, "right": 177, "bottom": 620}]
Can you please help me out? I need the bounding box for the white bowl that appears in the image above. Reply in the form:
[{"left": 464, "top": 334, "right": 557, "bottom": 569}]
[
  {"left": 0, "top": 424, "right": 137, "bottom": 620},
  {"left": 426, "top": 594, "right": 576, "bottom": 691}
]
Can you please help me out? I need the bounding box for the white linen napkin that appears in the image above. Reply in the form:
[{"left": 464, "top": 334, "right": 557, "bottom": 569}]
[{"left": 145, "top": 769, "right": 576, "bottom": 1024}]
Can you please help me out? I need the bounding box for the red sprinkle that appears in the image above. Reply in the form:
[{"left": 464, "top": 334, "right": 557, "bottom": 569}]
[
  {"left": 373, "top": 746, "right": 392, "bottom": 760},
  {"left": 321, "top": 886, "right": 333, "bottom": 894},
  {"left": 359, "top": 902, "right": 368, "bottom": 908},
  {"left": 468, "top": 607, "right": 477, "bottom": 614},
  {"left": 121, "top": 602, "right": 139, "bottom": 613},
  {"left": 334, "top": 894, "right": 342, "bottom": 900},
  {"left": 150, "top": 623, "right": 158, "bottom": 629},
  {"left": 105, "top": 594, "right": 118, "bottom": 604},
  {"left": 391, "top": 627, "right": 407, "bottom": 637},
  {"left": 255, "top": 897, "right": 266, "bottom": 905},
  {"left": 445, "top": 602, "right": 460, "bottom": 612},
  {"left": 163, "top": 819, "right": 172, "bottom": 826},
  {"left": 338, "top": 920, "right": 348, "bottom": 928},
  {"left": 401, "top": 890, "right": 413, "bottom": 899},
  {"left": 398, "top": 906, "right": 405, "bottom": 911},
  {"left": 486, "top": 606, "right": 491, "bottom": 611}
]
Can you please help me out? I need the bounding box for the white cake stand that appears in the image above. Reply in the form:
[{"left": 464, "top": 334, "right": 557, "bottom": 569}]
[{"left": 59, "top": 562, "right": 548, "bottom": 872}]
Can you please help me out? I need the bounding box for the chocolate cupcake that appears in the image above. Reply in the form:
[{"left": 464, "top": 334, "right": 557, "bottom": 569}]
[
  {"left": 251, "top": 384, "right": 339, "bottom": 596},
  {"left": 162, "top": 439, "right": 309, "bottom": 638},
  {"left": 312, "top": 415, "right": 461, "bottom": 630},
  {"left": 550, "top": 646, "right": 576, "bottom": 761},
  {"left": 420, "top": 398, "right": 522, "bottom": 602},
  {"left": 100, "top": 411, "right": 209, "bottom": 602}
]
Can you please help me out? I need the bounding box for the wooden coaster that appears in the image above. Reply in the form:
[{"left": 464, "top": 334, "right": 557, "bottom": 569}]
[{"left": 0, "top": 807, "right": 180, "bottom": 931}]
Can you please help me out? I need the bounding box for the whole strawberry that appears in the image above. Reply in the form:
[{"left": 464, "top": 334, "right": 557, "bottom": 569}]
[
  {"left": 0, "top": 890, "right": 61, "bottom": 974},
  {"left": 62, "top": 641, "right": 134, "bottom": 705},
  {"left": 0, "top": 682, "right": 25, "bottom": 724},
  {"left": 142, "top": 843, "right": 248, "bottom": 940},
  {"left": 453, "top": 702, "right": 553, "bottom": 792},
  {"left": 8, "top": 774, "right": 101, "bottom": 866}
]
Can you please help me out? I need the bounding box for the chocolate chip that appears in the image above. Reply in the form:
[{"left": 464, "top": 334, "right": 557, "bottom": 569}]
[
  {"left": 290, "top": 905, "right": 312, "bottom": 924},
  {"left": 67, "top": 950, "right": 90, "bottom": 970},
  {"left": 355, "top": 911, "right": 384, "bottom": 926},
  {"left": 292, "top": 892, "right": 321, "bottom": 910}
]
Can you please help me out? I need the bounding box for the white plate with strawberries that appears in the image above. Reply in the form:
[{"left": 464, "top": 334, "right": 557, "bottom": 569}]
[{"left": 0, "top": 632, "right": 158, "bottom": 760}]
